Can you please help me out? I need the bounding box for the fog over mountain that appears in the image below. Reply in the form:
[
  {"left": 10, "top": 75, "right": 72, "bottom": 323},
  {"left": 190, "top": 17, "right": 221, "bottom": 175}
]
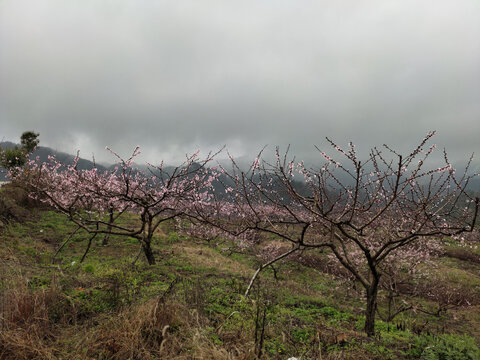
[
  {"left": 1, "top": 141, "right": 478, "bottom": 194},
  {"left": 1, "top": 1, "right": 479, "bottom": 169}
]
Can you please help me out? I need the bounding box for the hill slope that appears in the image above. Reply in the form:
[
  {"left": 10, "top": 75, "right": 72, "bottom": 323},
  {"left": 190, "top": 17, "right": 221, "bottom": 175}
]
[{"left": 0, "top": 185, "right": 479, "bottom": 359}]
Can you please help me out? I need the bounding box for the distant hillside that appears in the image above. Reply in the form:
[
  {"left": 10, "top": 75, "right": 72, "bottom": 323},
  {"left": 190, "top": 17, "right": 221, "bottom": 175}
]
[
  {"left": 0, "top": 142, "right": 106, "bottom": 181},
  {"left": 1, "top": 142, "right": 478, "bottom": 194}
]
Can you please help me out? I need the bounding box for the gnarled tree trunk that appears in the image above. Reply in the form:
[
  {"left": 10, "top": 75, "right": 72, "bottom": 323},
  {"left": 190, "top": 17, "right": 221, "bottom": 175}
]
[{"left": 364, "top": 278, "right": 379, "bottom": 336}]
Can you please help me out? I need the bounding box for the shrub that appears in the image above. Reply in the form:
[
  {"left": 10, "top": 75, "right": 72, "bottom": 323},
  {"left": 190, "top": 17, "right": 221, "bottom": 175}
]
[
  {"left": 0, "top": 182, "right": 50, "bottom": 224},
  {"left": 83, "top": 264, "right": 95, "bottom": 273},
  {"left": 444, "top": 249, "right": 480, "bottom": 264},
  {"left": 409, "top": 334, "right": 480, "bottom": 360}
]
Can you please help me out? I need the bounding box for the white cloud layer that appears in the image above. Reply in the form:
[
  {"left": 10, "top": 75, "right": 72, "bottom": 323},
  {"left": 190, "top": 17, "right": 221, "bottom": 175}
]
[{"left": 1, "top": 0, "right": 479, "bottom": 167}]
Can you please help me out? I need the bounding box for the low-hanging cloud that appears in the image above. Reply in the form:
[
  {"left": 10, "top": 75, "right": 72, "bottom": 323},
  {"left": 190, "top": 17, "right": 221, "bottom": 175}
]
[{"left": 1, "top": 0, "right": 479, "bottom": 168}]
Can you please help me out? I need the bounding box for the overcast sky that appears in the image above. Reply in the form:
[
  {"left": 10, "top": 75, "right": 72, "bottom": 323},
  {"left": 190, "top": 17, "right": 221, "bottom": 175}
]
[{"left": 1, "top": 0, "right": 479, "bottom": 168}]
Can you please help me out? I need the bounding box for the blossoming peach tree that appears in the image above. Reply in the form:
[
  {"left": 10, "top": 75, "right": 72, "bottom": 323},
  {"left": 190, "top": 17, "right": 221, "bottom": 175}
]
[
  {"left": 187, "top": 132, "right": 479, "bottom": 336},
  {"left": 16, "top": 146, "right": 219, "bottom": 265}
]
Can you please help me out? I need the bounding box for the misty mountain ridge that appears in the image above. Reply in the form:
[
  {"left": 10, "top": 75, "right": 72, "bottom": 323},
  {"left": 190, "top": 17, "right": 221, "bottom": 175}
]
[
  {"left": 0, "top": 142, "right": 105, "bottom": 181},
  {"left": 0, "top": 142, "right": 182, "bottom": 182},
  {"left": 1, "top": 142, "right": 478, "bottom": 194}
]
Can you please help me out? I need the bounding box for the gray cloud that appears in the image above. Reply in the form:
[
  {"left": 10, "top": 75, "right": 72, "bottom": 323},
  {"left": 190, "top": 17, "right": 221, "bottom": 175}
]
[{"left": 1, "top": 0, "right": 479, "bottom": 168}]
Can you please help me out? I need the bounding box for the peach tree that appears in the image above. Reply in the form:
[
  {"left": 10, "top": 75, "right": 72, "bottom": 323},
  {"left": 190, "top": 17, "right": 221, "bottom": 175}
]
[{"left": 188, "top": 132, "right": 478, "bottom": 336}]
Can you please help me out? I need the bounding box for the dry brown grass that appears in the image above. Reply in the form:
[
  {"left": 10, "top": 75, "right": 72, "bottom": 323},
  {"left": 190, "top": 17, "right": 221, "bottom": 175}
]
[
  {"left": 65, "top": 296, "right": 255, "bottom": 360},
  {"left": 177, "top": 244, "right": 253, "bottom": 278},
  {"left": 0, "top": 282, "right": 70, "bottom": 360},
  {"left": 0, "top": 284, "right": 257, "bottom": 359}
]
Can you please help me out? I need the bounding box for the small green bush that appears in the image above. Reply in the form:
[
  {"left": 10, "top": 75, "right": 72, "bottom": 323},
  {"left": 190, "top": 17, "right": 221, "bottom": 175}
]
[
  {"left": 83, "top": 264, "right": 95, "bottom": 273},
  {"left": 319, "top": 306, "right": 353, "bottom": 324},
  {"left": 409, "top": 333, "right": 480, "bottom": 360},
  {"left": 167, "top": 232, "right": 180, "bottom": 244},
  {"left": 291, "top": 328, "right": 314, "bottom": 343},
  {"left": 27, "top": 276, "right": 51, "bottom": 289}
]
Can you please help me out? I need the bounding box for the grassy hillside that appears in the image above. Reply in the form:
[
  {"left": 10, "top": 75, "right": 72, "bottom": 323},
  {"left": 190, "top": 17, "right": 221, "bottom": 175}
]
[{"left": 0, "top": 183, "right": 479, "bottom": 359}]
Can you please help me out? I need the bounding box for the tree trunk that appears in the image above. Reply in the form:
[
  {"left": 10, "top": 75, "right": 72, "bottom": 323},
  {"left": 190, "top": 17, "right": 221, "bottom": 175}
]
[
  {"left": 364, "top": 281, "right": 379, "bottom": 336},
  {"left": 102, "top": 232, "right": 110, "bottom": 246},
  {"left": 102, "top": 207, "right": 114, "bottom": 246},
  {"left": 142, "top": 241, "right": 156, "bottom": 265}
]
